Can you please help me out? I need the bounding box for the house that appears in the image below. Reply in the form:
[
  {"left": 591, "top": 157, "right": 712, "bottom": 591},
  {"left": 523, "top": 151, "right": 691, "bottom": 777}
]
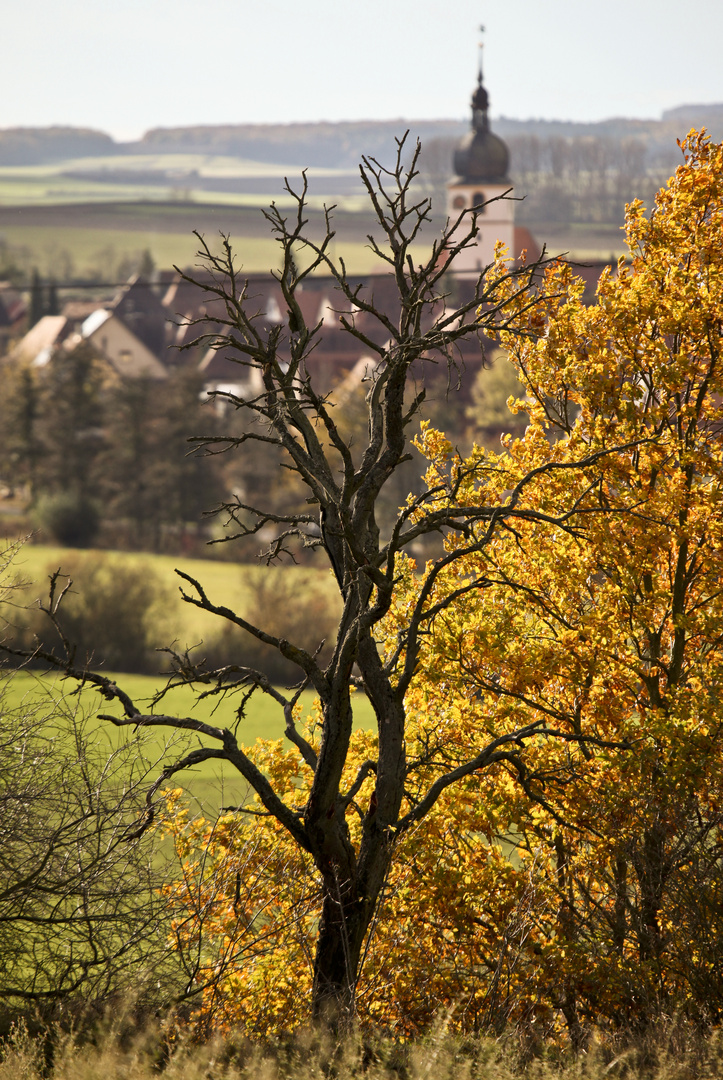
[
  {"left": 162, "top": 264, "right": 481, "bottom": 397},
  {"left": 9, "top": 314, "right": 67, "bottom": 367},
  {"left": 109, "top": 273, "right": 168, "bottom": 359},
  {"left": 80, "top": 309, "right": 167, "bottom": 379},
  {"left": 9, "top": 307, "right": 167, "bottom": 380}
]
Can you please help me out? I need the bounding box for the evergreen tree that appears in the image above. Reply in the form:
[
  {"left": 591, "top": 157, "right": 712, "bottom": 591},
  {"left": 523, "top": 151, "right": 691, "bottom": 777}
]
[
  {"left": 98, "top": 371, "right": 223, "bottom": 550},
  {"left": 0, "top": 360, "right": 41, "bottom": 497},
  {"left": 28, "top": 268, "right": 44, "bottom": 328},
  {"left": 35, "top": 342, "right": 108, "bottom": 498}
]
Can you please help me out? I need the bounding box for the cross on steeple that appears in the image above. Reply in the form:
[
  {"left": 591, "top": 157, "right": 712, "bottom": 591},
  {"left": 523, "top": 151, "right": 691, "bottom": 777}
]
[{"left": 472, "top": 23, "right": 489, "bottom": 131}]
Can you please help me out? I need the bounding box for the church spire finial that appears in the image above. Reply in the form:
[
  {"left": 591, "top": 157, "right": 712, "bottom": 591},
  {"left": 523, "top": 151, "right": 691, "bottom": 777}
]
[
  {"left": 471, "top": 23, "right": 489, "bottom": 132},
  {"left": 477, "top": 23, "right": 485, "bottom": 84}
]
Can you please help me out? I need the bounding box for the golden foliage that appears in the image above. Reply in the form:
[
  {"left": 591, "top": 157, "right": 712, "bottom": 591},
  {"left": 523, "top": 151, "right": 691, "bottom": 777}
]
[{"left": 163, "top": 132, "right": 723, "bottom": 1037}]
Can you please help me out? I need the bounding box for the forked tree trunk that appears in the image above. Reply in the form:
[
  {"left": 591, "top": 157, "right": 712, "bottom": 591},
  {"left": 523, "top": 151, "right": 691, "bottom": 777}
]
[
  {"left": 308, "top": 698, "right": 399, "bottom": 1025},
  {"left": 310, "top": 839, "right": 394, "bottom": 1026}
]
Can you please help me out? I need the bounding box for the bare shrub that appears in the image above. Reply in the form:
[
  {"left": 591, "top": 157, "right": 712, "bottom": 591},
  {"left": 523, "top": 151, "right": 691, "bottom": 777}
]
[
  {"left": 0, "top": 682, "right": 184, "bottom": 1032},
  {"left": 1, "top": 552, "right": 173, "bottom": 674}
]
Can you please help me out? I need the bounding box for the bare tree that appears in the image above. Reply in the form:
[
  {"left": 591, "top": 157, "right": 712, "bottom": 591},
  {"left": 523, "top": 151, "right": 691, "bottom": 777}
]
[
  {"left": 0, "top": 541, "right": 181, "bottom": 1016},
  {"left": 0, "top": 678, "right": 179, "bottom": 1015},
  {"left": 19, "top": 137, "right": 632, "bottom": 1026}
]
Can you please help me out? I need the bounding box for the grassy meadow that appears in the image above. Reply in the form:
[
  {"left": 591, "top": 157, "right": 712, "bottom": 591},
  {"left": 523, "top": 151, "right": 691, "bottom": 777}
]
[
  {"left": 0, "top": 153, "right": 363, "bottom": 207},
  {"left": 5, "top": 668, "right": 373, "bottom": 814},
  {"left": 3, "top": 1019, "right": 723, "bottom": 1080},
  {"left": 0, "top": 148, "right": 625, "bottom": 281},
  {"left": 9, "top": 541, "right": 295, "bottom": 642},
  {"left": 10, "top": 540, "right": 348, "bottom": 635},
  {"left": 0, "top": 153, "right": 413, "bottom": 277}
]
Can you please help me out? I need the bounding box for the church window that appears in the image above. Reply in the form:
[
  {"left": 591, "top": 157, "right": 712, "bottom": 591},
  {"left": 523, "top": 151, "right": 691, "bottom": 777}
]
[
  {"left": 472, "top": 191, "right": 486, "bottom": 211},
  {"left": 452, "top": 195, "right": 466, "bottom": 210}
]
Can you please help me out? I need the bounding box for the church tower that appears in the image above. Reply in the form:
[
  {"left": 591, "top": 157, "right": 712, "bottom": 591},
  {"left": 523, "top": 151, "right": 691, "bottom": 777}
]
[{"left": 447, "top": 44, "right": 515, "bottom": 273}]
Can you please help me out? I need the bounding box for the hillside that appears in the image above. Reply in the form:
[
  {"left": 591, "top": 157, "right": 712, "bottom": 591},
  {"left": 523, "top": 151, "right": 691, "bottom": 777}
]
[{"left": 0, "top": 126, "right": 118, "bottom": 165}]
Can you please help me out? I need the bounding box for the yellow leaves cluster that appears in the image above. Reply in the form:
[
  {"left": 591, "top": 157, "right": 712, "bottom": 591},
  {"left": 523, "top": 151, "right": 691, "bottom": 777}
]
[
  {"left": 429, "top": 133, "right": 723, "bottom": 1025},
  {"left": 160, "top": 717, "right": 524, "bottom": 1034}
]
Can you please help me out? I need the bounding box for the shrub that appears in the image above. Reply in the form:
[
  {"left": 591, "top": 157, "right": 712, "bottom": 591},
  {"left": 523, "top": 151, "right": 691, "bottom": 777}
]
[
  {"left": 34, "top": 490, "right": 101, "bottom": 548},
  {"left": 199, "top": 568, "right": 338, "bottom": 685}
]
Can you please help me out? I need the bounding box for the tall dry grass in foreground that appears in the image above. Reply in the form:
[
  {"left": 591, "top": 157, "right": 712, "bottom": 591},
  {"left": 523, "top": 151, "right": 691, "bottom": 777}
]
[{"left": 2, "top": 1016, "right": 723, "bottom": 1080}]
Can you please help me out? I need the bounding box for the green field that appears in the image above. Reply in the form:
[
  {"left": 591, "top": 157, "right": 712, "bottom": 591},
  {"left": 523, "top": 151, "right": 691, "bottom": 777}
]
[
  {"left": 0, "top": 153, "right": 364, "bottom": 209},
  {"left": 4, "top": 665, "right": 374, "bottom": 814},
  {"left": 0, "top": 152, "right": 409, "bottom": 277},
  {"left": 0, "top": 221, "right": 393, "bottom": 279},
  {"left": 8, "top": 541, "right": 339, "bottom": 646},
  {"left": 0, "top": 147, "right": 631, "bottom": 278},
  {"left": 7, "top": 667, "right": 374, "bottom": 744}
]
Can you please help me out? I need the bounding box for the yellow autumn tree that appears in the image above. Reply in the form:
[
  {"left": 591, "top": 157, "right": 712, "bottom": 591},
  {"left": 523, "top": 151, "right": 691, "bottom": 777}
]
[
  {"left": 385, "top": 128, "right": 723, "bottom": 1039},
  {"left": 161, "top": 130, "right": 723, "bottom": 1040}
]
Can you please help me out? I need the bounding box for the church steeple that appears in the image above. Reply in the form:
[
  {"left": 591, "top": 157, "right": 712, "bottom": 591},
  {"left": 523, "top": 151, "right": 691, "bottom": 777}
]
[
  {"left": 452, "top": 33, "right": 510, "bottom": 185},
  {"left": 446, "top": 29, "right": 515, "bottom": 273},
  {"left": 471, "top": 33, "right": 490, "bottom": 133},
  {"left": 471, "top": 71, "right": 490, "bottom": 133}
]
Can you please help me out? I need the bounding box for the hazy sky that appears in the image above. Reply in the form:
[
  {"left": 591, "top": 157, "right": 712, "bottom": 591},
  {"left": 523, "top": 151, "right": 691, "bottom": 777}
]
[{"left": 3, "top": 0, "right": 722, "bottom": 140}]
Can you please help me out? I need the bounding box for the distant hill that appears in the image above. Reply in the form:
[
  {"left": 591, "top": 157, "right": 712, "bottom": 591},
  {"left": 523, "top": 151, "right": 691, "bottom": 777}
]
[
  {"left": 0, "top": 127, "right": 118, "bottom": 166},
  {"left": 133, "top": 108, "right": 723, "bottom": 169},
  {"left": 495, "top": 109, "right": 723, "bottom": 141},
  {"left": 132, "top": 120, "right": 468, "bottom": 169},
  {"left": 495, "top": 107, "right": 723, "bottom": 173},
  {"left": 2, "top": 107, "right": 721, "bottom": 170},
  {"left": 661, "top": 103, "right": 723, "bottom": 136}
]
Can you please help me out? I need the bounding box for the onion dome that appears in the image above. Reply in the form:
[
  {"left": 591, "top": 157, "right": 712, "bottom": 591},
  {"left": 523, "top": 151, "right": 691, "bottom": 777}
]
[{"left": 453, "top": 68, "right": 510, "bottom": 184}]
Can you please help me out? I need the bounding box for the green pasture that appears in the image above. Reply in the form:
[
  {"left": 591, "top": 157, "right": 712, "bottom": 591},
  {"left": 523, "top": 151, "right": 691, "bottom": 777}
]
[
  {"left": 2, "top": 542, "right": 375, "bottom": 816},
  {"left": 0, "top": 224, "right": 204, "bottom": 279},
  {"left": 0, "top": 153, "right": 361, "bottom": 207},
  {"left": 0, "top": 149, "right": 633, "bottom": 271},
  {"left": 7, "top": 667, "right": 375, "bottom": 745},
  {"left": 4, "top": 667, "right": 374, "bottom": 813},
  {"left": 0, "top": 153, "right": 429, "bottom": 275}
]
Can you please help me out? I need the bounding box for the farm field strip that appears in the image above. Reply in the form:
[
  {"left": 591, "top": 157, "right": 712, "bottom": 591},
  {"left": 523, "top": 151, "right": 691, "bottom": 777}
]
[
  {"left": 0, "top": 152, "right": 359, "bottom": 183},
  {"left": 0, "top": 220, "right": 396, "bottom": 275}
]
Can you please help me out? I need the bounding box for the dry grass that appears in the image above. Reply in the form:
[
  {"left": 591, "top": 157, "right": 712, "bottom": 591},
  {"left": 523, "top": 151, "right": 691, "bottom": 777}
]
[{"left": 2, "top": 1016, "right": 723, "bottom": 1080}]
